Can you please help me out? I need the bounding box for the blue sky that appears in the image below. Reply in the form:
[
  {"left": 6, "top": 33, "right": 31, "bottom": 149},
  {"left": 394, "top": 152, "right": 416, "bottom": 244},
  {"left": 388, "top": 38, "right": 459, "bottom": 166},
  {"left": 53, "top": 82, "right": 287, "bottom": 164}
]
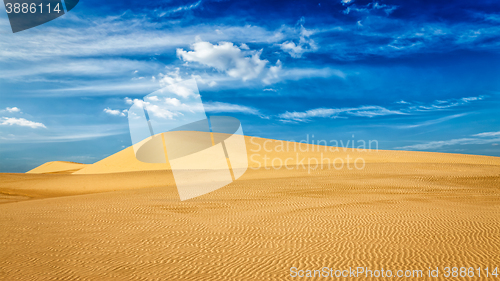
[{"left": 0, "top": 0, "right": 499, "bottom": 172}]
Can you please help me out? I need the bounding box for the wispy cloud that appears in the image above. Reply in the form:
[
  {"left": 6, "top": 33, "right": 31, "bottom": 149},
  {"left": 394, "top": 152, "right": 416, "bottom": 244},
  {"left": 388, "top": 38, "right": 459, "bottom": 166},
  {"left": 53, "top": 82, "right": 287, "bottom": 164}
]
[
  {"left": 0, "top": 59, "right": 158, "bottom": 81},
  {"left": 35, "top": 80, "right": 159, "bottom": 97},
  {"left": 123, "top": 97, "right": 261, "bottom": 118},
  {"left": 0, "top": 16, "right": 277, "bottom": 62},
  {"left": 263, "top": 88, "right": 277, "bottom": 92},
  {"left": 393, "top": 113, "right": 468, "bottom": 129},
  {"left": 342, "top": 1, "right": 398, "bottom": 15},
  {"left": 158, "top": 0, "right": 202, "bottom": 17},
  {"left": 0, "top": 124, "right": 128, "bottom": 143},
  {"left": 278, "top": 106, "right": 405, "bottom": 123},
  {"left": 0, "top": 117, "right": 46, "bottom": 129},
  {"left": 408, "top": 96, "right": 485, "bottom": 111},
  {"left": 395, "top": 136, "right": 500, "bottom": 151},
  {"left": 278, "top": 96, "right": 484, "bottom": 123},
  {"left": 395, "top": 129, "right": 500, "bottom": 151},
  {"left": 473, "top": 131, "right": 500, "bottom": 138}
]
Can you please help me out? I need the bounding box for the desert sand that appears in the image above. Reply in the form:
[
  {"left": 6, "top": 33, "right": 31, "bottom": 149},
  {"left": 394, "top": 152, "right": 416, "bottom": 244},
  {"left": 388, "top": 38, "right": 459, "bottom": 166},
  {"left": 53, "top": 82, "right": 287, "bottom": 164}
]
[{"left": 1, "top": 133, "right": 499, "bottom": 280}]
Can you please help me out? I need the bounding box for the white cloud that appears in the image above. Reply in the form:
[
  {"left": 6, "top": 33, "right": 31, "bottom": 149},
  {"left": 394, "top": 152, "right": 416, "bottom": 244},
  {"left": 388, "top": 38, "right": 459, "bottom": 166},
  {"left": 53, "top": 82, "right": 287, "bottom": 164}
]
[
  {"left": 165, "top": 97, "right": 181, "bottom": 106},
  {"left": 177, "top": 41, "right": 269, "bottom": 81},
  {"left": 157, "top": 68, "right": 199, "bottom": 98},
  {"left": 146, "top": 96, "right": 160, "bottom": 102},
  {"left": 0, "top": 117, "right": 46, "bottom": 128},
  {"left": 278, "top": 18, "right": 318, "bottom": 58},
  {"left": 280, "top": 42, "right": 304, "bottom": 58},
  {"left": 144, "top": 104, "right": 178, "bottom": 119},
  {"left": 166, "top": 82, "right": 198, "bottom": 98},
  {"left": 124, "top": 97, "right": 134, "bottom": 105},
  {"left": 123, "top": 97, "right": 183, "bottom": 119},
  {"left": 5, "top": 107, "right": 21, "bottom": 113},
  {"left": 263, "top": 60, "right": 282, "bottom": 84},
  {"left": 159, "top": 68, "right": 183, "bottom": 87},
  {"left": 0, "top": 107, "right": 22, "bottom": 114},
  {"left": 103, "top": 107, "right": 126, "bottom": 117}
]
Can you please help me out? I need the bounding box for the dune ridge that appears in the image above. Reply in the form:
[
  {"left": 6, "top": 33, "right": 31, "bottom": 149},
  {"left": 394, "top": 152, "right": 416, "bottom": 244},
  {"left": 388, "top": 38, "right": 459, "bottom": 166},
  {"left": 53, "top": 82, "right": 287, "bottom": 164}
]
[{"left": 29, "top": 133, "right": 500, "bottom": 176}]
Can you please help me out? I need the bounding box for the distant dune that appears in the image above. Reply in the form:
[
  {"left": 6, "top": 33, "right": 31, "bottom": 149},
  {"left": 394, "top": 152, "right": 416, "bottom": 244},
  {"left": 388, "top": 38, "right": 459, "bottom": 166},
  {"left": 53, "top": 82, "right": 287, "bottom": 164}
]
[
  {"left": 27, "top": 161, "right": 88, "bottom": 174},
  {"left": 1, "top": 133, "right": 499, "bottom": 280},
  {"left": 26, "top": 133, "right": 500, "bottom": 176}
]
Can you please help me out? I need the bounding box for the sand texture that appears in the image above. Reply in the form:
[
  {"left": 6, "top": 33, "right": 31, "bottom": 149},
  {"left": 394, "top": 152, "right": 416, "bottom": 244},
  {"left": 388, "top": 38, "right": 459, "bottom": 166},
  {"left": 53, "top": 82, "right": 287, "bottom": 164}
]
[{"left": 1, "top": 135, "right": 499, "bottom": 280}]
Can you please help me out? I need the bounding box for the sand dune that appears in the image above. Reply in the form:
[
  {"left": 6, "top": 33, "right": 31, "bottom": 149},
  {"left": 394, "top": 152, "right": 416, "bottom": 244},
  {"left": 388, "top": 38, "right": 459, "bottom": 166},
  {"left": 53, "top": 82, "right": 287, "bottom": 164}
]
[
  {"left": 0, "top": 135, "right": 499, "bottom": 280},
  {"left": 30, "top": 133, "right": 500, "bottom": 176},
  {"left": 27, "top": 161, "right": 87, "bottom": 174}
]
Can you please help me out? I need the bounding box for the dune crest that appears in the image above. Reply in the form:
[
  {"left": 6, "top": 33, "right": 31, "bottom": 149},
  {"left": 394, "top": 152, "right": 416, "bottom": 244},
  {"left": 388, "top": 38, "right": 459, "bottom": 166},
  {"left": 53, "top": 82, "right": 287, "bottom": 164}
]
[{"left": 28, "top": 134, "right": 500, "bottom": 177}]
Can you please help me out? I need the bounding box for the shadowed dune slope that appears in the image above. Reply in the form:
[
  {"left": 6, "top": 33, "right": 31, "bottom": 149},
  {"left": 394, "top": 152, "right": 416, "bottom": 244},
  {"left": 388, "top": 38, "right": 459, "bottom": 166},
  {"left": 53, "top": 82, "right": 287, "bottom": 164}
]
[
  {"left": 73, "top": 146, "right": 171, "bottom": 175},
  {"left": 0, "top": 170, "right": 175, "bottom": 199}
]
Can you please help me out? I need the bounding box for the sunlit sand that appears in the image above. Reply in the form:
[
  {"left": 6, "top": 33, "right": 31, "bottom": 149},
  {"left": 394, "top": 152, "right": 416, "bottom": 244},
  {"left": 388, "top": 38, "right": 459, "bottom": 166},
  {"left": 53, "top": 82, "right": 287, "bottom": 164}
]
[{"left": 1, "top": 134, "right": 499, "bottom": 280}]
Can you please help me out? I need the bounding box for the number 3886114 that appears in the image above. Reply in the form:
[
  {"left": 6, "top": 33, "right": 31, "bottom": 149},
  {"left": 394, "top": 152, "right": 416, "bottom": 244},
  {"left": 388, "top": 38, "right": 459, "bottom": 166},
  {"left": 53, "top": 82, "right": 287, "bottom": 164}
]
[{"left": 5, "top": 2, "right": 62, "bottom": 14}]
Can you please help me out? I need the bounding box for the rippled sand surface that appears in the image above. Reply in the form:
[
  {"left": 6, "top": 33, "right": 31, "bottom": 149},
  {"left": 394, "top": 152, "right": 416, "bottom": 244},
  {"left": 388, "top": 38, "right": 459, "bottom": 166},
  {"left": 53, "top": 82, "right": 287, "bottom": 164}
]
[{"left": 1, "top": 136, "right": 499, "bottom": 280}]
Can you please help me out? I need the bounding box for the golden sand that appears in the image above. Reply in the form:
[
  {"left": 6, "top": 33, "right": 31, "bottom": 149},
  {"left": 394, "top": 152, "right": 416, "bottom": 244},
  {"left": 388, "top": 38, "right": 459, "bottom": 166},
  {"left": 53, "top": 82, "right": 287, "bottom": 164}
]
[{"left": 1, "top": 134, "right": 499, "bottom": 280}]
